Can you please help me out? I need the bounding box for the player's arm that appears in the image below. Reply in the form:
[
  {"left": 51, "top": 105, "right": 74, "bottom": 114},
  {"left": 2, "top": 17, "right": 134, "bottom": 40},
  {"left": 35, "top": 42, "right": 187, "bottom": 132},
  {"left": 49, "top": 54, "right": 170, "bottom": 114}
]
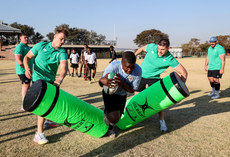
[
  {"left": 135, "top": 45, "right": 147, "bottom": 56},
  {"left": 23, "top": 50, "right": 35, "bottom": 79},
  {"left": 95, "top": 58, "right": 97, "bottom": 68},
  {"left": 219, "top": 54, "right": 225, "bottom": 74},
  {"left": 15, "top": 54, "right": 24, "bottom": 69},
  {"left": 204, "top": 55, "right": 209, "bottom": 71},
  {"left": 99, "top": 73, "right": 114, "bottom": 87},
  {"left": 115, "top": 73, "right": 135, "bottom": 93},
  {"left": 174, "top": 64, "right": 188, "bottom": 83},
  {"left": 54, "top": 60, "right": 68, "bottom": 86}
]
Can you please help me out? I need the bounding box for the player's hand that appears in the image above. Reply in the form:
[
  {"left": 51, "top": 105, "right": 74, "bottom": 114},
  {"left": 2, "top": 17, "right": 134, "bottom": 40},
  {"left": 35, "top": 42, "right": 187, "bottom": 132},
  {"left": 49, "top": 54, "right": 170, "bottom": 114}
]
[
  {"left": 114, "top": 73, "right": 124, "bottom": 87},
  {"left": 25, "top": 68, "right": 32, "bottom": 79},
  {"left": 220, "top": 69, "right": 224, "bottom": 74},
  {"left": 204, "top": 65, "right": 208, "bottom": 71},
  {"left": 101, "top": 73, "right": 115, "bottom": 88},
  {"left": 54, "top": 78, "right": 63, "bottom": 87}
]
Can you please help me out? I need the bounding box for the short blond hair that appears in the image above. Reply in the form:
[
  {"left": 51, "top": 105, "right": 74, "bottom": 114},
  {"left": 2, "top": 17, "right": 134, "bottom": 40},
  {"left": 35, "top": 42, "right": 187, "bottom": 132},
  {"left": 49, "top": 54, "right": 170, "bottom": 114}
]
[{"left": 55, "top": 27, "right": 70, "bottom": 37}]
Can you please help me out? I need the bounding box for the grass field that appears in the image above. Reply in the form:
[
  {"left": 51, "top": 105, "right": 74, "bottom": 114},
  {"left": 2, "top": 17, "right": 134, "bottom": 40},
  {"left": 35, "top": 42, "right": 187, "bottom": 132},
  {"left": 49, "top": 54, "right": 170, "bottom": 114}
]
[{"left": 0, "top": 57, "right": 230, "bottom": 157}]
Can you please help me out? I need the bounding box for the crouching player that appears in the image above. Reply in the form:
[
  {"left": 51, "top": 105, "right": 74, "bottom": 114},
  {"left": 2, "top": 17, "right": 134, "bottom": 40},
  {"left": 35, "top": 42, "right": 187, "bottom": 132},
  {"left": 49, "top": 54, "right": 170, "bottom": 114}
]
[{"left": 99, "top": 51, "right": 142, "bottom": 137}]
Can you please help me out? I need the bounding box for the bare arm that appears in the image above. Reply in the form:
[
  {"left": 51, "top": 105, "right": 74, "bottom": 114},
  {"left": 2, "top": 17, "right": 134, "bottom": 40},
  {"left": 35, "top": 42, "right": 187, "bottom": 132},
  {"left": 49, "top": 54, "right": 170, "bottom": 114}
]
[
  {"left": 204, "top": 54, "right": 209, "bottom": 71},
  {"left": 134, "top": 45, "right": 147, "bottom": 56},
  {"left": 54, "top": 60, "right": 68, "bottom": 86},
  {"left": 23, "top": 50, "right": 35, "bottom": 79},
  {"left": 174, "top": 64, "right": 188, "bottom": 82},
  {"left": 95, "top": 59, "right": 97, "bottom": 68},
  {"left": 115, "top": 73, "right": 134, "bottom": 93},
  {"left": 219, "top": 54, "right": 225, "bottom": 74},
  {"left": 15, "top": 54, "right": 24, "bottom": 69}
]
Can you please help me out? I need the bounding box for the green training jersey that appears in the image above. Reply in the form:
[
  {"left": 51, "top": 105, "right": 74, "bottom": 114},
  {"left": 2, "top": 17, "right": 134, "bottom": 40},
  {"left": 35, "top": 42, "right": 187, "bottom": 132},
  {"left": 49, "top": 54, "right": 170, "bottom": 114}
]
[
  {"left": 140, "top": 43, "right": 179, "bottom": 79},
  {"left": 14, "top": 42, "right": 33, "bottom": 74},
  {"left": 208, "top": 44, "right": 225, "bottom": 70},
  {"left": 31, "top": 42, "right": 67, "bottom": 82}
]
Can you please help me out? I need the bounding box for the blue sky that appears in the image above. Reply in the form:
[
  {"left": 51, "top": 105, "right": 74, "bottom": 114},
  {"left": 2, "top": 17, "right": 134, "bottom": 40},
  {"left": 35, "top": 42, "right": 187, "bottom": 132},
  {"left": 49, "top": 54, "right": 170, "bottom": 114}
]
[{"left": 1, "top": 0, "right": 230, "bottom": 48}]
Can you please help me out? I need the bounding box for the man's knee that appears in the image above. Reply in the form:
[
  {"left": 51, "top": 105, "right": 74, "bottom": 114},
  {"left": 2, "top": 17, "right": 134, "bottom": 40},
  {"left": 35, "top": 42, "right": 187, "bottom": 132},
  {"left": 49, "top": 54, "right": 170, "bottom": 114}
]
[
  {"left": 107, "top": 111, "right": 120, "bottom": 124},
  {"left": 213, "top": 78, "right": 220, "bottom": 84}
]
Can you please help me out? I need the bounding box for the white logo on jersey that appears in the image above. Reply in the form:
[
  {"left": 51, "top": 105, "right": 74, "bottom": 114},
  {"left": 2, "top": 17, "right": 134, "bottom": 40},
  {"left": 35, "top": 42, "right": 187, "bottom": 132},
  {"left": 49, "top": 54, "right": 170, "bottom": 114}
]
[
  {"left": 152, "top": 51, "right": 154, "bottom": 54},
  {"left": 43, "top": 49, "right": 47, "bottom": 51},
  {"left": 128, "top": 76, "right": 134, "bottom": 82},
  {"left": 163, "top": 59, "right": 166, "bottom": 62}
]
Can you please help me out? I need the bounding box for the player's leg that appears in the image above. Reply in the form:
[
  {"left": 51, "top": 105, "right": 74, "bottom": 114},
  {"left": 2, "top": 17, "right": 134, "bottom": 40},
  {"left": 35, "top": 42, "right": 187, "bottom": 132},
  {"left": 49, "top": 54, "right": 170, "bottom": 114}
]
[
  {"left": 211, "top": 70, "right": 222, "bottom": 99},
  {"left": 34, "top": 116, "right": 48, "bottom": 145},
  {"left": 71, "top": 64, "right": 74, "bottom": 77},
  {"left": 79, "top": 62, "right": 83, "bottom": 77},
  {"left": 146, "top": 78, "right": 168, "bottom": 132},
  {"left": 103, "top": 91, "right": 126, "bottom": 138},
  {"left": 92, "top": 64, "right": 96, "bottom": 82},
  {"left": 75, "top": 64, "right": 79, "bottom": 77},
  {"left": 207, "top": 70, "right": 215, "bottom": 96},
  {"left": 134, "top": 77, "right": 146, "bottom": 95},
  {"left": 18, "top": 74, "right": 31, "bottom": 110}
]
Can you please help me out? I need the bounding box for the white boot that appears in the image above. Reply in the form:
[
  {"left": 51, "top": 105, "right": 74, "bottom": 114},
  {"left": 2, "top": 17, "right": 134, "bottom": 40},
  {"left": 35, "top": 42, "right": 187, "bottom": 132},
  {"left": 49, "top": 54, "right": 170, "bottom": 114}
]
[{"left": 160, "top": 120, "right": 168, "bottom": 132}]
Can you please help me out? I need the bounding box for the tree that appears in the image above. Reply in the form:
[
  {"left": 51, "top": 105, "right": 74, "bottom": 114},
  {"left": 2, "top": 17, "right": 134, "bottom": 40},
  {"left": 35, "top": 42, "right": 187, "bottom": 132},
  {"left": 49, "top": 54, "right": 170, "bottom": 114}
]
[
  {"left": 199, "top": 42, "right": 209, "bottom": 53},
  {"left": 182, "top": 38, "right": 201, "bottom": 56},
  {"left": 11, "top": 22, "right": 35, "bottom": 37},
  {"left": 133, "top": 29, "right": 169, "bottom": 47},
  {"left": 46, "top": 32, "right": 54, "bottom": 41},
  {"left": 48, "top": 24, "right": 106, "bottom": 45},
  {"left": 31, "top": 32, "right": 44, "bottom": 44},
  {"left": 217, "top": 35, "right": 230, "bottom": 50},
  {"left": 7, "top": 22, "right": 37, "bottom": 44}
]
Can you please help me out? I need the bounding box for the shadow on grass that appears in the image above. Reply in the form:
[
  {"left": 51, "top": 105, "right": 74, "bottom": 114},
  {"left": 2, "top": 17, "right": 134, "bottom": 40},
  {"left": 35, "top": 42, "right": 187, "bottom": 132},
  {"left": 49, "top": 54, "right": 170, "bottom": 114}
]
[
  {"left": 0, "top": 126, "right": 62, "bottom": 144},
  {"left": 48, "top": 129, "right": 75, "bottom": 143},
  {"left": 81, "top": 87, "right": 230, "bottom": 157},
  {"left": 0, "top": 113, "right": 32, "bottom": 121},
  {"left": 0, "top": 111, "right": 26, "bottom": 117},
  {"left": 0, "top": 79, "right": 19, "bottom": 84}
]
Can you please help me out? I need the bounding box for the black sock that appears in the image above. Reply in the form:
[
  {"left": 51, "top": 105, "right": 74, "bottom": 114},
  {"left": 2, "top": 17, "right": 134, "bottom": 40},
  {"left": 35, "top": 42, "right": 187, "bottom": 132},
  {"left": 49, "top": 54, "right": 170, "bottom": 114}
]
[
  {"left": 93, "top": 73, "right": 95, "bottom": 78},
  {"left": 210, "top": 82, "right": 215, "bottom": 88},
  {"left": 215, "top": 83, "right": 220, "bottom": 91},
  {"left": 109, "top": 125, "right": 114, "bottom": 130}
]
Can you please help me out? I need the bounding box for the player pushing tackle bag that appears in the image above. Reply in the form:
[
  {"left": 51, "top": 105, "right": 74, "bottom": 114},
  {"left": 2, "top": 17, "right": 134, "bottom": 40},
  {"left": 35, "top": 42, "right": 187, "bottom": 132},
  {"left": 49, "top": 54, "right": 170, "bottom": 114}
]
[
  {"left": 23, "top": 80, "right": 109, "bottom": 138},
  {"left": 116, "top": 72, "right": 190, "bottom": 130}
]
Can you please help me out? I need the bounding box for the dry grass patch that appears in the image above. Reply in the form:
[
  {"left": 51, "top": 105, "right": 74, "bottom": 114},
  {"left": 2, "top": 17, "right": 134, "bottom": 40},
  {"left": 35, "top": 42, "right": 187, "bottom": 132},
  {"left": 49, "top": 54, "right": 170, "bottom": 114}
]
[{"left": 0, "top": 57, "right": 230, "bottom": 156}]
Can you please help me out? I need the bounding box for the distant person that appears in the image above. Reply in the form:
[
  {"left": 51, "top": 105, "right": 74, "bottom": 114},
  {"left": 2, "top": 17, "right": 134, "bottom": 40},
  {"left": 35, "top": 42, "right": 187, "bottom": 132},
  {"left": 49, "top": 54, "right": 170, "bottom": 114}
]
[
  {"left": 99, "top": 51, "right": 142, "bottom": 137},
  {"left": 70, "top": 49, "right": 80, "bottom": 77},
  {"left": 204, "top": 36, "right": 225, "bottom": 99},
  {"left": 109, "top": 45, "right": 117, "bottom": 63},
  {"left": 135, "top": 39, "right": 188, "bottom": 133},
  {"left": 14, "top": 33, "right": 33, "bottom": 110},
  {"left": 85, "top": 47, "right": 97, "bottom": 83},
  {"left": 24, "top": 28, "right": 70, "bottom": 145},
  {"left": 79, "top": 44, "right": 88, "bottom": 79}
]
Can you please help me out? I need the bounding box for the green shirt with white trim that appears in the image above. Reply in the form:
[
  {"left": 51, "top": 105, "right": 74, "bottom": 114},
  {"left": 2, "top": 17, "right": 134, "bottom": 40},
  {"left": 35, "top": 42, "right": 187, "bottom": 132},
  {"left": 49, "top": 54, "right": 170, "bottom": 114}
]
[
  {"left": 31, "top": 42, "right": 68, "bottom": 82},
  {"left": 14, "top": 42, "right": 33, "bottom": 74},
  {"left": 140, "top": 43, "right": 179, "bottom": 79},
  {"left": 208, "top": 44, "right": 225, "bottom": 70}
]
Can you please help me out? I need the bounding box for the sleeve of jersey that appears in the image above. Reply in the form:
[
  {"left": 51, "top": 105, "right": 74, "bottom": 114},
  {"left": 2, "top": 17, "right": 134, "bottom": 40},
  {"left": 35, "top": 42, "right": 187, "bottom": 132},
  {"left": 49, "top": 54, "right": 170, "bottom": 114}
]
[
  {"left": 146, "top": 43, "right": 156, "bottom": 53},
  {"left": 219, "top": 47, "right": 225, "bottom": 55},
  {"left": 30, "top": 43, "right": 42, "bottom": 56},
  {"left": 170, "top": 56, "right": 180, "bottom": 68},
  {"left": 132, "top": 67, "right": 142, "bottom": 90},
  {"left": 59, "top": 50, "right": 68, "bottom": 61},
  {"left": 14, "top": 45, "right": 22, "bottom": 55},
  {"left": 101, "top": 63, "right": 114, "bottom": 78}
]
